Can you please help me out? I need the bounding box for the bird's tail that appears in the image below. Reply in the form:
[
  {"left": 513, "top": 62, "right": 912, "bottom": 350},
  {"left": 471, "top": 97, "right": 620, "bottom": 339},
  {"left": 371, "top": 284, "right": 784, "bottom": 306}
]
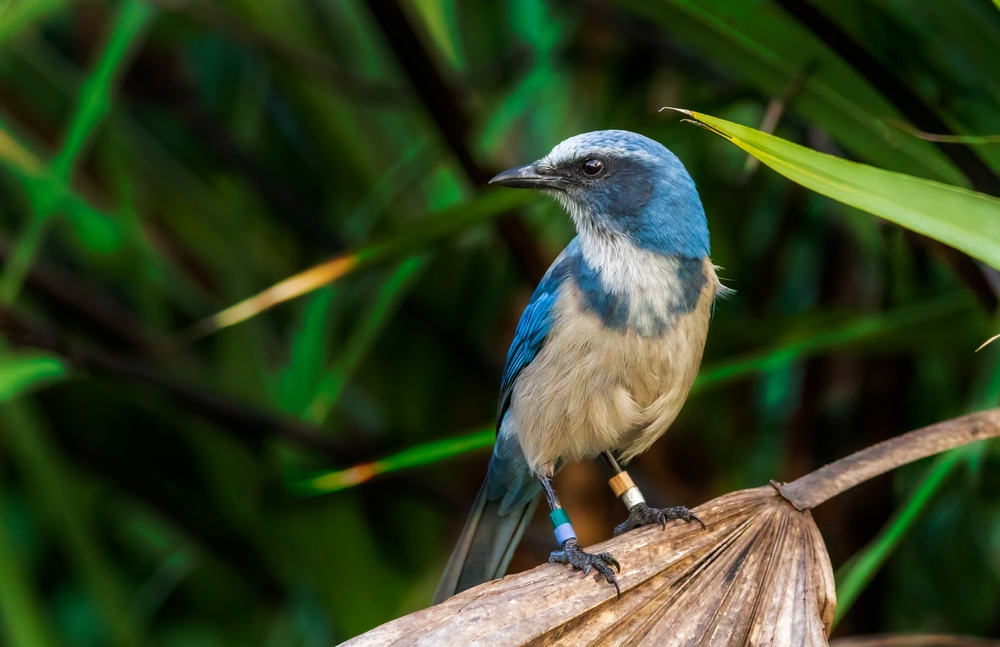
[{"left": 432, "top": 481, "right": 540, "bottom": 604}]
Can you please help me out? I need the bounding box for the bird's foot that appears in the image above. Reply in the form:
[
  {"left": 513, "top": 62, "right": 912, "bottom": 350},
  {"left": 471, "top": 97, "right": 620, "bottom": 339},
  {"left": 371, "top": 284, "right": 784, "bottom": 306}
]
[
  {"left": 613, "top": 502, "right": 705, "bottom": 536},
  {"left": 549, "top": 539, "right": 621, "bottom": 597}
]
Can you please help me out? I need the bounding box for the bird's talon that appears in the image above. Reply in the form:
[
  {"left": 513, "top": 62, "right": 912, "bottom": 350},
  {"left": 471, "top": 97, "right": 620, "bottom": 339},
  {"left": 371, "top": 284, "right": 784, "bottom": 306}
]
[
  {"left": 548, "top": 539, "right": 621, "bottom": 595},
  {"left": 614, "top": 502, "right": 704, "bottom": 536}
]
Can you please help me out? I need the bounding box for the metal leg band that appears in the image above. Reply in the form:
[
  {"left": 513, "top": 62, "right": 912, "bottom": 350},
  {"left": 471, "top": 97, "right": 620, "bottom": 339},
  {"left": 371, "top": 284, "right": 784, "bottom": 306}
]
[{"left": 620, "top": 486, "right": 646, "bottom": 510}]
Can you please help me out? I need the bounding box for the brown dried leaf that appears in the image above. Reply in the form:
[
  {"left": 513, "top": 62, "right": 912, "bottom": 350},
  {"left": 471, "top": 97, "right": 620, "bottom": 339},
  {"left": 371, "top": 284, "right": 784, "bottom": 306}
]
[
  {"left": 344, "top": 409, "right": 1000, "bottom": 646},
  {"left": 344, "top": 487, "right": 834, "bottom": 647}
]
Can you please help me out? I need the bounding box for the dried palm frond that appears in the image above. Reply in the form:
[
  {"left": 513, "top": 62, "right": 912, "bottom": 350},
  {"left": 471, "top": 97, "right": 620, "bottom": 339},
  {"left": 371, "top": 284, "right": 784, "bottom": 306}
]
[{"left": 344, "top": 410, "right": 1000, "bottom": 647}]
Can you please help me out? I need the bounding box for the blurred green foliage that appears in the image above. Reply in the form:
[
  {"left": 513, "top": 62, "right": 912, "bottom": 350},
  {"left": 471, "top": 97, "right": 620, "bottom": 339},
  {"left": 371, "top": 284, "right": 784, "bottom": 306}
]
[{"left": 0, "top": 0, "right": 999, "bottom": 644}]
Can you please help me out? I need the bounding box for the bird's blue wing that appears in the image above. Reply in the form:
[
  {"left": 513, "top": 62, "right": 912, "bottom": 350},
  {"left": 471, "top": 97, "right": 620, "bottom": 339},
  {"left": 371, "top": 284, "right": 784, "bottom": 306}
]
[
  {"left": 496, "top": 288, "right": 558, "bottom": 424},
  {"left": 496, "top": 244, "right": 575, "bottom": 425}
]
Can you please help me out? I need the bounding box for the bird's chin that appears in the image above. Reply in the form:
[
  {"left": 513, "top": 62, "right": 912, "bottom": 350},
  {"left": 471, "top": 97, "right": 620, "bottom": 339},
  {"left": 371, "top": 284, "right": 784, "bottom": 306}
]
[{"left": 550, "top": 194, "right": 601, "bottom": 233}]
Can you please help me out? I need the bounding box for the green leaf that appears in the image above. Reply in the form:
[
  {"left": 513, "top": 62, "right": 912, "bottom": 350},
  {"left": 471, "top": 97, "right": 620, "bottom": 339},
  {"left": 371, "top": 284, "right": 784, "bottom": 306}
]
[
  {"left": 0, "top": 353, "right": 66, "bottom": 402},
  {"left": 276, "top": 286, "right": 336, "bottom": 416},
  {"left": 0, "top": 128, "right": 123, "bottom": 257},
  {"left": 678, "top": 110, "right": 1000, "bottom": 270},
  {"left": 287, "top": 428, "right": 495, "bottom": 496},
  {"left": 0, "top": 0, "right": 150, "bottom": 304},
  {"left": 51, "top": 0, "right": 154, "bottom": 182},
  {"left": 61, "top": 192, "right": 124, "bottom": 254}
]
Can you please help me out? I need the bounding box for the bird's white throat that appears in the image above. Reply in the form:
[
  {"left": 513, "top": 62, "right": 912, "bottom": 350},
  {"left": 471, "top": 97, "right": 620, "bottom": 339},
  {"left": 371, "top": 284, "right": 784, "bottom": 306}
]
[{"left": 566, "top": 203, "right": 702, "bottom": 336}]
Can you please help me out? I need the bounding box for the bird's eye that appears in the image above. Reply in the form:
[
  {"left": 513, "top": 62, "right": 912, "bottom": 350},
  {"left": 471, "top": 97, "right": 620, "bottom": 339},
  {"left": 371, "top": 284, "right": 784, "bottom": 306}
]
[{"left": 582, "top": 159, "right": 604, "bottom": 176}]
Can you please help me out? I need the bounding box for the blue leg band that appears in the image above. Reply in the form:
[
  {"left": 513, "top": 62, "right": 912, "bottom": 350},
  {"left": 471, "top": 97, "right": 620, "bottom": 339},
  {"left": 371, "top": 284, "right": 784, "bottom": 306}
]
[{"left": 549, "top": 508, "right": 577, "bottom": 545}]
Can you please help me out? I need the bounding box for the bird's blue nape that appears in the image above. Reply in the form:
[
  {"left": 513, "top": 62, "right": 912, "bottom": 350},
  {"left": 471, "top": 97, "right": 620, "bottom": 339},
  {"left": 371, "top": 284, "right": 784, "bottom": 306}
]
[{"left": 542, "top": 130, "right": 710, "bottom": 259}]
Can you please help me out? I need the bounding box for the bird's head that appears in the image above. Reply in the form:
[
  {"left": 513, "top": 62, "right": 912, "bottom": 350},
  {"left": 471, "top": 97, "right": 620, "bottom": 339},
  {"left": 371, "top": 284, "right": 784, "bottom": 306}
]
[{"left": 490, "top": 130, "right": 709, "bottom": 258}]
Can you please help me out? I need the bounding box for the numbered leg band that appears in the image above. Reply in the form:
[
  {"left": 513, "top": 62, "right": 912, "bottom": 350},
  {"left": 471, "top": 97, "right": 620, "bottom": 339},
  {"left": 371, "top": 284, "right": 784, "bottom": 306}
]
[
  {"left": 549, "top": 508, "right": 577, "bottom": 545},
  {"left": 608, "top": 471, "right": 646, "bottom": 510}
]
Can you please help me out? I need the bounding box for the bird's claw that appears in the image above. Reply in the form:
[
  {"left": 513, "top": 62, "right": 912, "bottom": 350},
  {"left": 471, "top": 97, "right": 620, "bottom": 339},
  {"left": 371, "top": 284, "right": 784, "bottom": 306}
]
[
  {"left": 549, "top": 539, "right": 621, "bottom": 597},
  {"left": 613, "top": 502, "right": 706, "bottom": 536}
]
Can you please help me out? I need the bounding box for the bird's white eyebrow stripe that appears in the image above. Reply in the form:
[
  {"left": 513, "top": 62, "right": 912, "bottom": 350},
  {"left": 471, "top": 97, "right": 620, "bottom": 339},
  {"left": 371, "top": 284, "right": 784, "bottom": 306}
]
[{"left": 544, "top": 138, "right": 660, "bottom": 168}]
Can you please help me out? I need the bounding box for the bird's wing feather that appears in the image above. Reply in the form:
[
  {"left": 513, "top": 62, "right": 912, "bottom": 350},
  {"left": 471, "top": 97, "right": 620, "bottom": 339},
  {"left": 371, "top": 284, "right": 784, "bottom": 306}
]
[
  {"left": 496, "top": 292, "right": 556, "bottom": 420},
  {"left": 496, "top": 242, "right": 576, "bottom": 425}
]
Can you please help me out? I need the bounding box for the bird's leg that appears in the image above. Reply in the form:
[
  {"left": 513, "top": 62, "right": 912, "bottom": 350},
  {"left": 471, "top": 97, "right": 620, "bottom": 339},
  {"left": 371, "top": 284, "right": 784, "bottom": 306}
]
[
  {"left": 600, "top": 451, "right": 706, "bottom": 537},
  {"left": 541, "top": 475, "right": 621, "bottom": 596}
]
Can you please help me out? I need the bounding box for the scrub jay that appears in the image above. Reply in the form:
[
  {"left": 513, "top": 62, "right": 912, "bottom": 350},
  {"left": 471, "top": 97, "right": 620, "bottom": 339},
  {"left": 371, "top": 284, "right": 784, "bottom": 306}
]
[{"left": 434, "top": 130, "right": 722, "bottom": 603}]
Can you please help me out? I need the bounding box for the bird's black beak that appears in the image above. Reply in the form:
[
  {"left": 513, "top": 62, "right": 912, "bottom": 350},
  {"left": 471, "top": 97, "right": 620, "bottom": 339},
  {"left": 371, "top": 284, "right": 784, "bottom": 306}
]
[{"left": 489, "top": 163, "right": 565, "bottom": 190}]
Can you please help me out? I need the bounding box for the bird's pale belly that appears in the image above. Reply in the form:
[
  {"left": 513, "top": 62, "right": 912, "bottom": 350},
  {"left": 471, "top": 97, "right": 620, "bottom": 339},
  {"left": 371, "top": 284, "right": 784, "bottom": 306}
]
[{"left": 508, "top": 272, "right": 716, "bottom": 475}]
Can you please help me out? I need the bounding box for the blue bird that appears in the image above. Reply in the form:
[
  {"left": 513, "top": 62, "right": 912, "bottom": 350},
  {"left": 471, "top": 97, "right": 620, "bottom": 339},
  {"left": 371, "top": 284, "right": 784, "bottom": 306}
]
[{"left": 434, "top": 130, "right": 723, "bottom": 603}]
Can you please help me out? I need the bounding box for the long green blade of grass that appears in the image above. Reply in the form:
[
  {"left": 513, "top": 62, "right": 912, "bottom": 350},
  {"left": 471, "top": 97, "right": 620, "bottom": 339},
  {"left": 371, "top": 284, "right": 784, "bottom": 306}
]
[
  {"left": 275, "top": 287, "right": 337, "bottom": 417},
  {"left": 50, "top": 0, "right": 153, "bottom": 181},
  {"left": 287, "top": 427, "right": 495, "bottom": 496},
  {"left": 0, "top": 124, "right": 122, "bottom": 256},
  {"left": 675, "top": 110, "right": 1000, "bottom": 270},
  {"left": 0, "top": 0, "right": 152, "bottom": 304}
]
